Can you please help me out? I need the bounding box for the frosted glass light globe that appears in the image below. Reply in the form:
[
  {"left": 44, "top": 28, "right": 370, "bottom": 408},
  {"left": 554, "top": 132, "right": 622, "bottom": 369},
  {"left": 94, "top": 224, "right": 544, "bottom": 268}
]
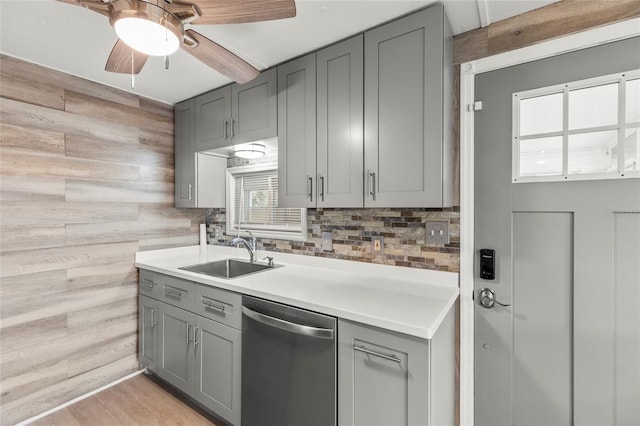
[{"left": 114, "top": 17, "right": 180, "bottom": 56}]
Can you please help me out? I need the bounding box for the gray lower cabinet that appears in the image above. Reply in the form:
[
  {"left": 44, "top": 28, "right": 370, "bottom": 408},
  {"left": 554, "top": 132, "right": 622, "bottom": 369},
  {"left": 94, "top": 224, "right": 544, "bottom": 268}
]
[
  {"left": 158, "top": 302, "right": 194, "bottom": 395},
  {"left": 194, "top": 315, "right": 242, "bottom": 426},
  {"left": 139, "top": 295, "right": 159, "bottom": 372},
  {"left": 338, "top": 308, "right": 455, "bottom": 426},
  {"left": 139, "top": 270, "right": 242, "bottom": 425},
  {"left": 175, "top": 98, "right": 196, "bottom": 208},
  {"left": 364, "top": 4, "right": 453, "bottom": 207}
]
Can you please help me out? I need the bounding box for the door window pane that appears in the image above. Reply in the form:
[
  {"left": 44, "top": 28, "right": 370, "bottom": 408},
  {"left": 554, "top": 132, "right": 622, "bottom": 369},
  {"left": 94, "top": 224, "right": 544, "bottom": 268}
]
[
  {"left": 519, "top": 93, "right": 563, "bottom": 135},
  {"left": 519, "top": 137, "right": 563, "bottom": 177},
  {"left": 625, "top": 127, "right": 639, "bottom": 172},
  {"left": 568, "top": 131, "right": 618, "bottom": 174},
  {"left": 569, "top": 83, "right": 618, "bottom": 130},
  {"left": 626, "top": 79, "right": 640, "bottom": 124}
]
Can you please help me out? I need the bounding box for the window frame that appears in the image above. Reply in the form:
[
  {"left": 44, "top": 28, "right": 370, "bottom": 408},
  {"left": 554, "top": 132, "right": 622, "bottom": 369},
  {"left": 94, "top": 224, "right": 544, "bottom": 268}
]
[
  {"left": 225, "top": 162, "right": 307, "bottom": 241},
  {"left": 512, "top": 68, "right": 640, "bottom": 183}
]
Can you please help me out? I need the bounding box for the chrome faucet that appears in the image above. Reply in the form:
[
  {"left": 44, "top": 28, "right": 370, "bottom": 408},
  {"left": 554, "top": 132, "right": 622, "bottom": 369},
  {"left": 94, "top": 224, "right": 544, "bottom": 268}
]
[{"left": 229, "top": 231, "right": 257, "bottom": 263}]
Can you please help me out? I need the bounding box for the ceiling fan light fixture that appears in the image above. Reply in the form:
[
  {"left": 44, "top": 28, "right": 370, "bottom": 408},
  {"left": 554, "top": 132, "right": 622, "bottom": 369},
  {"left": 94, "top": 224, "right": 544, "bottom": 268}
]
[
  {"left": 110, "top": 0, "right": 183, "bottom": 57},
  {"left": 114, "top": 17, "right": 180, "bottom": 56},
  {"left": 234, "top": 142, "right": 267, "bottom": 159}
]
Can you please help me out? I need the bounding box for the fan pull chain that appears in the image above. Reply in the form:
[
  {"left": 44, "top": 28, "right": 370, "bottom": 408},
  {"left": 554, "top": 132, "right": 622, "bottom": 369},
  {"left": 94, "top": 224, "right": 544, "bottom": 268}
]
[
  {"left": 164, "top": 13, "right": 170, "bottom": 70},
  {"left": 131, "top": 48, "right": 135, "bottom": 89}
]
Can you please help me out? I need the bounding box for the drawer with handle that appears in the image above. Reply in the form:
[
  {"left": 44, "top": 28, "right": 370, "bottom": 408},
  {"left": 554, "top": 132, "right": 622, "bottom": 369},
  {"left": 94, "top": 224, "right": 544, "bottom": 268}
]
[
  {"left": 156, "top": 274, "right": 195, "bottom": 311},
  {"left": 194, "top": 284, "right": 242, "bottom": 330},
  {"left": 139, "top": 269, "right": 162, "bottom": 299}
]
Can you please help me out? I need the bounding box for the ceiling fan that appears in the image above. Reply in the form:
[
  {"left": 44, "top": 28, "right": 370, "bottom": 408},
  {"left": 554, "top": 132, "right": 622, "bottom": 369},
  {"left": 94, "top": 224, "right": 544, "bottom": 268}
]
[{"left": 58, "top": 0, "right": 296, "bottom": 84}]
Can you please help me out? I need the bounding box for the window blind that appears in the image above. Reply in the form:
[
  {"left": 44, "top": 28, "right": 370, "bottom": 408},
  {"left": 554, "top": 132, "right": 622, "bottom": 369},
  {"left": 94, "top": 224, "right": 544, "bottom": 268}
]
[{"left": 231, "top": 169, "right": 302, "bottom": 232}]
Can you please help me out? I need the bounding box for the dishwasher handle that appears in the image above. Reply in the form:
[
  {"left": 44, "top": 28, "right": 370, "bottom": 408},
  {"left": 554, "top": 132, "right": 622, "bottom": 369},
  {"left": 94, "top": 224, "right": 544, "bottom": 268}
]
[{"left": 242, "top": 306, "right": 334, "bottom": 340}]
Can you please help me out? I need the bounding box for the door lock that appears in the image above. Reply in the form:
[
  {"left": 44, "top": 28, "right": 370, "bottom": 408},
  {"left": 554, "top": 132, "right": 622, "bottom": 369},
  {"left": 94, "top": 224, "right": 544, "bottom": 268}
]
[{"left": 478, "top": 288, "right": 511, "bottom": 309}]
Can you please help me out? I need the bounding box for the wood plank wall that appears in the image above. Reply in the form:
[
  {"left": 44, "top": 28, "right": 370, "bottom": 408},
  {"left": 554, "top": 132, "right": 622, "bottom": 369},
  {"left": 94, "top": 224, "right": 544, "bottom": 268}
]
[{"left": 0, "top": 55, "right": 204, "bottom": 425}]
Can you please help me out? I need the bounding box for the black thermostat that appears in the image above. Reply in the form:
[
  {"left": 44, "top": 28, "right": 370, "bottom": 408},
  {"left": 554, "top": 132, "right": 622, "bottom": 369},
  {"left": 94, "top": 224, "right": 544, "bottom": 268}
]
[{"left": 480, "top": 249, "right": 495, "bottom": 280}]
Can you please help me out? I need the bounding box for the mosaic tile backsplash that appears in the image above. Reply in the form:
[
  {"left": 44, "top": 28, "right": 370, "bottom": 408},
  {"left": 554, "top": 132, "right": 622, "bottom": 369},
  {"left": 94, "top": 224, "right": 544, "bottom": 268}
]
[{"left": 206, "top": 207, "right": 460, "bottom": 272}]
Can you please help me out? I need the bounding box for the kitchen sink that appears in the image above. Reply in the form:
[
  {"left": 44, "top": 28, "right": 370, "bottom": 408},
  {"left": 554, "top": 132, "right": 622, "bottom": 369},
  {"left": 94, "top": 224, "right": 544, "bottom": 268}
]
[{"left": 179, "top": 258, "right": 281, "bottom": 279}]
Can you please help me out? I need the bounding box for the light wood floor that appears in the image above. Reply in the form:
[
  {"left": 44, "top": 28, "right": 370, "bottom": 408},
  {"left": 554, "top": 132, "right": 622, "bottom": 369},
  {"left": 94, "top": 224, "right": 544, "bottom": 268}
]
[{"left": 31, "top": 373, "right": 224, "bottom": 426}]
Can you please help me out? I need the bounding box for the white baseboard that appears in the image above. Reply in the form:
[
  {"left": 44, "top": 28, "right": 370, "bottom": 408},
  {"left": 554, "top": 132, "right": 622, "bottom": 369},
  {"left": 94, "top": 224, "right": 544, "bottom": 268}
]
[{"left": 16, "top": 369, "right": 145, "bottom": 426}]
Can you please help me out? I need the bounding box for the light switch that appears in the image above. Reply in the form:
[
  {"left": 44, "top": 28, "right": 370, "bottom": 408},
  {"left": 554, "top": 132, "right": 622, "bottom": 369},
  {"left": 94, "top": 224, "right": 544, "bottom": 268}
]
[
  {"left": 322, "top": 232, "right": 333, "bottom": 251},
  {"left": 372, "top": 235, "right": 384, "bottom": 256},
  {"left": 425, "top": 221, "right": 450, "bottom": 245}
]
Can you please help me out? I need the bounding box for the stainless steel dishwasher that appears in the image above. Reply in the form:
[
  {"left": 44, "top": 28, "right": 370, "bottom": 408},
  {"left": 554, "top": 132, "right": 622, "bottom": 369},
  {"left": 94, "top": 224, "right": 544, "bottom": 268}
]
[{"left": 241, "top": 295, "right": 336, "bottom": 426}]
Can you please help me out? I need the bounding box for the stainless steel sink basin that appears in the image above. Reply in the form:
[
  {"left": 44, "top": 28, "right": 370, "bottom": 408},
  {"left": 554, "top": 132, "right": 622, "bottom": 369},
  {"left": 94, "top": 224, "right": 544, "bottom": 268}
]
[{"left": 179, "top": 258, "right": 281, "bottom": 279}]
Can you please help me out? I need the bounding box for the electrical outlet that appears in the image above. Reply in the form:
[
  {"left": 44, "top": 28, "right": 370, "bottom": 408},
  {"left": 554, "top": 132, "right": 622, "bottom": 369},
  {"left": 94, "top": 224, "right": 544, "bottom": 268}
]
[
  {"left": 322, "top": 232, "right": 333, "bottom": 251},
  {"left": 214, "top": 225, "right": 222, "bottom": 239},
  {"left": 426, "top": 221, "right": 450, "bottom": 245},
  {"left": 372, "top": 235, "right": 384, "bottom": 255}
]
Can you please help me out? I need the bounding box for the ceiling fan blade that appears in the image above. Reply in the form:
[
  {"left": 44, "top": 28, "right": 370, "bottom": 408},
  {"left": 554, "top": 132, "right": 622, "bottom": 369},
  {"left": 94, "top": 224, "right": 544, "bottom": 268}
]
[
  {"left": 105, "top": 39, "right": 148, "bottom": 74},
  {"left": 182, "top": 30, "right": 259, "bottom": 84},
  {"left": 186, "top": 0, "right": 296, "bottom": 24},
  {"left": 56, "top": 0, "right": 110, "bottom": 17}
]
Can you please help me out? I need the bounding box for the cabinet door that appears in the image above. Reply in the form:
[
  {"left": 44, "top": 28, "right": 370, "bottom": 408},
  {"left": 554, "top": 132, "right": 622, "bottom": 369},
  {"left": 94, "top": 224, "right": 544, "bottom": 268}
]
[
  {"left": 139, "top": 295, "right": 159, "bottom": 372},
  {"left": 364, "top": 5, "right": 445, "bottom": 207},
  {"left": 338, "top": 320, "right": 430, "bottom": 426},
  {"left": 232, "top": 68, "right": 277, "bottom": 145},
  {"left": 278, "top": 53, "right": 317, "bottom": 208},
  {"left": 194, "top": 315, "right": 242, "bottom": 426},
  {"left": 158, "top": 303, "right": 194, "bottom": 395},
  {"left": 175, "top": 99, "right": 196, "bottom": 208},
  {"left": 317, "top": 35, "right": 364, "bottom": 208},
  {"left": 195, "top": 85, "right": 232, "bottom": 151}
]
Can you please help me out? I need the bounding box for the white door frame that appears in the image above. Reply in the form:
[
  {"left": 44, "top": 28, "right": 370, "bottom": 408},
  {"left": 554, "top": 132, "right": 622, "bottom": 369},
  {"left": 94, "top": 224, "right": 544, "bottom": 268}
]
[{"left": 458, "top": 17, "right": 640, "bottom": 426}]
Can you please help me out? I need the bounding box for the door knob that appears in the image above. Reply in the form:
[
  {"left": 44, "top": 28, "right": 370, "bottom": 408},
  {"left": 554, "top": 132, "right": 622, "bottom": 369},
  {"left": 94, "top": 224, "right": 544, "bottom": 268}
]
[{"left": 478, "top": 288, "right": 511, "bottom": 309}]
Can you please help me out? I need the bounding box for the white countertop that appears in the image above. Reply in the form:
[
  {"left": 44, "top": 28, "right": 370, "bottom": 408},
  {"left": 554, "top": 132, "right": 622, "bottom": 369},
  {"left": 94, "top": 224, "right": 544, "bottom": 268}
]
[{"left": 135, "top": 245, "right": 459, "bottom": 340}]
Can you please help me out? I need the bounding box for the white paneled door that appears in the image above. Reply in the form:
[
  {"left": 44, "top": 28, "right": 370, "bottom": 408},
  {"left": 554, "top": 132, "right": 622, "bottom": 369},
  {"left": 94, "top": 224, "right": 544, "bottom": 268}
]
[{"left": 474, "top": 36, "right": 640, "bottom": 426}]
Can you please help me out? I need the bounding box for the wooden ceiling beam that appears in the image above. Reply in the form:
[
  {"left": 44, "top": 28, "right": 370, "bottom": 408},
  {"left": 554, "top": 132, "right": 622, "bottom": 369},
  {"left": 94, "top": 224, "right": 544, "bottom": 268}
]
[{"left": 454, "top": 0, "right": 640, "bottom": 64}]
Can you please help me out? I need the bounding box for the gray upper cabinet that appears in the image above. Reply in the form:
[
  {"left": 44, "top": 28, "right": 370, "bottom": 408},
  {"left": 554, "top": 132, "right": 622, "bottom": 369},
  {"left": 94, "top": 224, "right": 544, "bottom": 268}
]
[
  {"left": 175, "top": 98, "right": 196, "bottom": 208},
  {"left": 317, "top": 35, "right": 364, "bottom": 208},
  {"left": 364, "top": 4, "right": 453, "bottom": 207},
  {"left": 279, "top": 35, "right": 364, "bottom": 208},
  {"left": 278, "top": 53, "right": 317, "bottom": 208},
  {"left": 195, "top": 85, "right": 231, "bottom": 151},
  {"left": 194, "top": 69, "right": 277, "bottom": 152},
  {"left": 232, "top": 68, "right": 277, "bottom": 145}
]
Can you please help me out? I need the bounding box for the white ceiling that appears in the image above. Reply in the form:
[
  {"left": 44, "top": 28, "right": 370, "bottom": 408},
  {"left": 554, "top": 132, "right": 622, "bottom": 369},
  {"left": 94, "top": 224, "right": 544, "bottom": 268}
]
[{"left": 0, "top": 0, "right": 559, "bottom": 105}]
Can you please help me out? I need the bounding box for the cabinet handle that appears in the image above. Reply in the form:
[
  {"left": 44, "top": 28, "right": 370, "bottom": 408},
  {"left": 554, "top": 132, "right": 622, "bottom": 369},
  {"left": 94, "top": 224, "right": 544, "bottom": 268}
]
[
  {"left": 186, "top": 322, "right": 192, "bottom": 344},
  {"left": 307, "top": 175, "right": 313, "bottom": 202},
  {"left": 193, "top": 326, "right": 199, "bottom": 348},
  {"left": 224, "top": 120, "right": 229, "bottom": 140},
  {"left": 165, "top": 287, "right": 184, "bottom": 298},
  {"left": 318, "top": 175, "right": 325, "bottom": 202},
  {"left": 151, "top": 308, "right": 157, "bottom": 328},
  {"left": 353, "top": 345, "right": 401, "bottom": 363},
  {"left": 368, "top": 171, "right": 376, "bottom": 201},
  {"left": 188, "top": 184, "right": 193, "bottom": 202},
  {"left": 231, "top": 118, "right": 235, "bottom": 138},
  {"left": 202, "top": 297, "right": 225, "bottom": 313},
  {"left": 142, "top": 279, "right": 154, "bottom": 289}
]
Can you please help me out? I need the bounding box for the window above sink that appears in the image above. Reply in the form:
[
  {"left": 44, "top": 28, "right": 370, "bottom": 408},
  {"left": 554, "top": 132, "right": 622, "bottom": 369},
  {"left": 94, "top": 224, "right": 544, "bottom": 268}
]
[{"left": 226, "top": 162, "right": 307, "bottom": 241}]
